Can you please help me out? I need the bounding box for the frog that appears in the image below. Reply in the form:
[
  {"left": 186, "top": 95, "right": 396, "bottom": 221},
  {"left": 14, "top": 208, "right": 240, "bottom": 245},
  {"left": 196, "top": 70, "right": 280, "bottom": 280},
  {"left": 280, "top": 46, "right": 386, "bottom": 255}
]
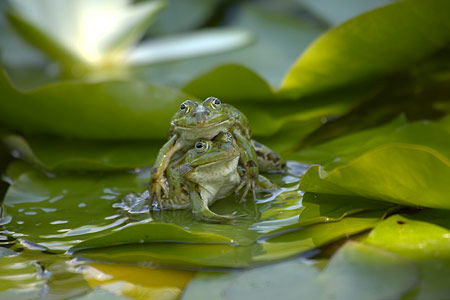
[
  {"left": 151, "top": 96, "right": 261, "bottom": 206},
  {"left": 156, "top": 132, "right": 243, "bottom": 222}
]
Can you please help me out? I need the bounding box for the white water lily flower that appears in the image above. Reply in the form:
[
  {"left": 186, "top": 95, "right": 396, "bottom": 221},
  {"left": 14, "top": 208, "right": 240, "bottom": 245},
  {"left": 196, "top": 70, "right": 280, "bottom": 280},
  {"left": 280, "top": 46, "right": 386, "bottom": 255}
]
[{"left": 7, "top": 0, "right": 252, "bottom": 75}]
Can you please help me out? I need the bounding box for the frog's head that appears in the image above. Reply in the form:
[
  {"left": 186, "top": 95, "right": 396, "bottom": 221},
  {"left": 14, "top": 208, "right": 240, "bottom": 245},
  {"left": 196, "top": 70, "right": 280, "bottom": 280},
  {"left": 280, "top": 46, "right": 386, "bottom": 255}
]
[
  {"left": 171, "top": 97, "right": 231, "bottom": 129},
  {"left": 180, "top": 132, "right": 239, "bottom": 177}
]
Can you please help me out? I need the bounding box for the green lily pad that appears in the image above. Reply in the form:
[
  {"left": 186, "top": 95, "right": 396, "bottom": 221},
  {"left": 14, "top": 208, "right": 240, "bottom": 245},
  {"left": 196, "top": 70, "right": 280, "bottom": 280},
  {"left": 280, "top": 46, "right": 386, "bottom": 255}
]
[
  {"left": 183, "top": 64, "right": 275, "bottom": 102},
  {"left": 364, "top": 211, "right": 450, "bottom": 300},
  {"left": 3, "top": 134, "right": 162, "bottom": 171},
  {"left": 296, "top": 118, "right": 450, "bottom": 209},
  {"left": 2, "top": 162, "right": 389, "bottom": 255},
  {"left": 72, "top": 223, "right": 233, "bottom": 251},
  {"left": 75, "top": 211, "right": 385, "bottom": 268},
  {"left": 182, "top": 240, "right": 417, "bottom": 300},
  {"left": 0, "top": 68, "right": 192, "bottom": 140},
  {"left": 256, "top": 211, "right": 383, "bottom": 262},
  {"left": 281, "top": 0, "right": 450, "bottom": 98}
]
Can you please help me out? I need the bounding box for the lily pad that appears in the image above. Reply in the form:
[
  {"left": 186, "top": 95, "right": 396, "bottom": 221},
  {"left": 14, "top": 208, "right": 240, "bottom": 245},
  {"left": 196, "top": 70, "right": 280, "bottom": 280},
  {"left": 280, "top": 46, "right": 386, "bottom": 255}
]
[
  {"left": 296, "top": 118, "right": 450, "bottom": 209},
  {"left": 364, "top": 211, "right": 450, "bottom": 300},
  {"left": 75, "top": 211, "right": 385, "bottom": 268},
  {"left": 183, "top": 64, "right": 275, "bottom": 102},
  {"left": 72, "top": 223, "right": 233, "bottom": 251},
  {"left": 256, "top": 211, "right": 384, "bottom": 262},
  {"left": 182, "top": 241, "right": 417, "bottom": 300},
  {"left": 0, "top": 68, "right": 192, "bottom": 140},
  {"left": 2, "top": 162, "right": 389, "bottom": 256},
  {"left": 3, "top": 134, "right": 161, "bottom": 171},
  {"left": 281, "top": 0, "right": 450, "bottom": 98}
]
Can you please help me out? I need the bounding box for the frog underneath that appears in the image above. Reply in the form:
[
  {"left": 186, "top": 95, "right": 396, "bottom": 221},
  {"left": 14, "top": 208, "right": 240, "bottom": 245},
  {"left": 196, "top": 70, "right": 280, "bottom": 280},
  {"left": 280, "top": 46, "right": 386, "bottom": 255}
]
[{"left": 157, "top": 132, "right": 243, "bottom": 222}]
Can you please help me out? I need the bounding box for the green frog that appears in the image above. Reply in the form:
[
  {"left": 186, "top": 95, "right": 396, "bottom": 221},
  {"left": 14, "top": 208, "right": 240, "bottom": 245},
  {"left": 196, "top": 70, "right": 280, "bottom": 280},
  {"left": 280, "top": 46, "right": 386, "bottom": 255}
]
[
  {"left": 151, "top": 97, "right": 266, "bottom": 206},
  {"left": 158, "top": 132, "right": 242, "bottom": 222}
]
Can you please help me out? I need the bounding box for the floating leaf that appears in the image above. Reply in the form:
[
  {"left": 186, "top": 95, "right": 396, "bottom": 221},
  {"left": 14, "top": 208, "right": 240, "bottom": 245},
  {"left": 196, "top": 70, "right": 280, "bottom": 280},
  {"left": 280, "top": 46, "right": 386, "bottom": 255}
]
[
  {"left": 3, "top": 134, "right": 161, "bottom": 171},
  {"left": 256, "top": 211, "right": 383, "bottom": 262},
  {"left": 73, "top": 223, "right": 233, "bottom": 251},
  {"left": 183, "top": 64, "right": 274, "bottom": 102},
  {"left": 2, "top": 162, "right": 388, "bottom": 256},
  {"left": 365, "top": 211, "right": 450, "bottom": 300},
  {"left": 182, "top": 241, "right": 417, "bottom": 300},
  {"left": 281, "top": 0, "right": 450, "bottom": 98},
  {"left": 75, "top": 211, "right": 385, "bottom": 268},
  {"left": 296, "top": 119, "right": 450, "bottom": 209},
  {"left": 0, "top": 68, "right": 192, "bottom": 140}
]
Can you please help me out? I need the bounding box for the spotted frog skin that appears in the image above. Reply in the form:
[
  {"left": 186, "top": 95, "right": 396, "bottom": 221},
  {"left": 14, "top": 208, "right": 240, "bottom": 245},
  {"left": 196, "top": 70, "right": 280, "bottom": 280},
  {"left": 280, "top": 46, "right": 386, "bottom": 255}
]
[
  {"left": 158, "top": 132, "right": 242, "bottom": 222},
  {"left": 151, "top": 97, "right": 262, "bottom": 206}
]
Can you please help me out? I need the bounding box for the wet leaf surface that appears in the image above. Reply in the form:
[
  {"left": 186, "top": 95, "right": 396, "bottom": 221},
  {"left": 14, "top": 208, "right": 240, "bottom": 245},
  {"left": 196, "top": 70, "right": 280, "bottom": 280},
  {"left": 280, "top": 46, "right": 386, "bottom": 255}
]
[
  {"left": 294, "top": 118, "right": 450, "bottom": 209},
  {"left": 3, "top": 134, "right": 161, "bottom": 171},
  {"left": 1, "top": 162, "right": 389, "bottom": 256},
  {"left": 75, "top": 211, "right": 385, "bottom": 268}
]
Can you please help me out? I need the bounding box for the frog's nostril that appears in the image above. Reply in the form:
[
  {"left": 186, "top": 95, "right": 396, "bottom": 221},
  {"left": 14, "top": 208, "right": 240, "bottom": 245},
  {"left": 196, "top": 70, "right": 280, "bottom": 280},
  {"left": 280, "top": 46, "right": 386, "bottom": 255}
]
[{"left": 194, "top": 111, "right": 209, "bottom": 122}]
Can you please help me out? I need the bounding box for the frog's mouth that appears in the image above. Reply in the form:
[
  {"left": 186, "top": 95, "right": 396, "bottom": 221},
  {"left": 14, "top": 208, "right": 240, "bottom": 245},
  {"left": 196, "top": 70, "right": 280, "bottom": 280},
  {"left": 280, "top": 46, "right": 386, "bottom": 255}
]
[
  {"left": 176, "top": 119, "right": 230, "bottom": 129},
  {"left": 184, "top": 155, "right": 239, "bottom": 175}
]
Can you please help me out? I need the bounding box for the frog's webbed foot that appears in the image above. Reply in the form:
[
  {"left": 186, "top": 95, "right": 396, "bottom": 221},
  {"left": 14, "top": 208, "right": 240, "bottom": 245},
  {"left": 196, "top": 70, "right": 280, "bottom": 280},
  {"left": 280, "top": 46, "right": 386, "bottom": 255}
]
[
  {"left": 236, "top": 175, "right": 257, "bottom": 203},
  {"left": 236, "top": 167, "right": 277, "bottom": 202},
  {"left": 149, "top": 174, "right": 170, "bottom": 210},
  {"left": 236, "top": 160, "right": 258, "bottom": 202}
]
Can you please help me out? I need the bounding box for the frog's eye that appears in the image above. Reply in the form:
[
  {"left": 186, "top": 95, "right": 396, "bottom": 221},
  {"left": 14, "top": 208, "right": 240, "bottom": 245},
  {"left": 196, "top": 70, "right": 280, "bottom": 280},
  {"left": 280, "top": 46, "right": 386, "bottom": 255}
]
[
  {"left": 195, "top": 141, "right": 209, "bottom": 153},
  {"left": 224, "top": 132, "right": 233, "bottom": 142},
  {"left": 211, "top": 98, "right": 221, "bottom": 109},
  {"left": 180, "top": 102, "right": 190, "bottom": 114}
]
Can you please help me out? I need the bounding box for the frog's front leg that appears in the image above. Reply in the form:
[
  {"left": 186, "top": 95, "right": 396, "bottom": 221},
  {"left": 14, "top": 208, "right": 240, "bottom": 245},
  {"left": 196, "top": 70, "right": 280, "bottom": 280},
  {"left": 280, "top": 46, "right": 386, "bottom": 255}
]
[
  {"left": 150, "top": 135, "right": 183, "bottom": 208},
  {"left": 189, "top": 185, "right": 237, "bottom": 224},
  {"left": 233, "top": 130, "right": 259, "bottom": 202}
]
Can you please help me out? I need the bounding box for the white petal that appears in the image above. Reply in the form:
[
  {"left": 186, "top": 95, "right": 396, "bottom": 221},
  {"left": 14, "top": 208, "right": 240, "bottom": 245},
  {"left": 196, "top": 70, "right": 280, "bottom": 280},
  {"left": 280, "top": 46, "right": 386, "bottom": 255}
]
[{"left": 126, "top": 28, "right": 253, "bottom": 66}]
